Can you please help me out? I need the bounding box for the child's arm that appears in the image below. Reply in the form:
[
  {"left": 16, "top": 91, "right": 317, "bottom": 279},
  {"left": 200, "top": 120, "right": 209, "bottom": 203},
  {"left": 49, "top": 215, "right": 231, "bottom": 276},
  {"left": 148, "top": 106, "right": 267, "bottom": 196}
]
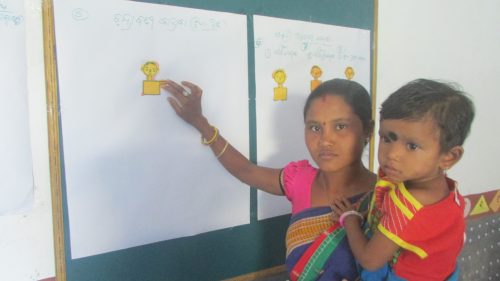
[
  {"left": 331, "top": 198, "right": 400, "bottom": 271},
  {"left": 161, "top": 80, "right": 284, "bottom": 195}
]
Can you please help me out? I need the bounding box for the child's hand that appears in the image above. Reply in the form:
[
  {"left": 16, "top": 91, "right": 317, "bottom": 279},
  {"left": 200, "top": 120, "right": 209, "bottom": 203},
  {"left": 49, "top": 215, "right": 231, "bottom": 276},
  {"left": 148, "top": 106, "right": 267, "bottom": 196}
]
[
  {"left": 330, "top": 197, "right": 355, "bottom": 223},
  {"left": 331, "top": 197, "right": 355, "bottom": 214}
]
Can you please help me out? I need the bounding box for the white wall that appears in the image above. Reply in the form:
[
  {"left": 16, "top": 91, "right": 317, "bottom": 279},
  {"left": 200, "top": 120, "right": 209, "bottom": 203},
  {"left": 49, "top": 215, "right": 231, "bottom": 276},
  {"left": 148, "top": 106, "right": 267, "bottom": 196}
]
[
  {"left": 0, "top": 0, "right": 55, "bottom": 281},
  {"left": 375, "top": 0, "right": 500, "bottom": 195},
  {"left": 1, "top": 0, "right": 499, "bottom": 280}
]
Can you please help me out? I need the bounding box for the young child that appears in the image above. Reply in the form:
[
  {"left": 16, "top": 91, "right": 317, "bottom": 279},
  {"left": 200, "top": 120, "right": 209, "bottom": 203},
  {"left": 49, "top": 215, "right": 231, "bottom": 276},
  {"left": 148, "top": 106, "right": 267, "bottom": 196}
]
[
  {"left": 162, "top": 78, "right": 376, "bottom": 281},
  {"left": 331, "top": 79, "right": 475, "bottom": 281}
]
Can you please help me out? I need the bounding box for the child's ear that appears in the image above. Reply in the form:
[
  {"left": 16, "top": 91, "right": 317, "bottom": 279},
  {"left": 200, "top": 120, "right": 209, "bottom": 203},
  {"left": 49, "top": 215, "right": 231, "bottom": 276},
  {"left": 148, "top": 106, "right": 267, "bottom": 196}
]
[{"left": 440, "top": 146, "right": 464, "bottom": 170}]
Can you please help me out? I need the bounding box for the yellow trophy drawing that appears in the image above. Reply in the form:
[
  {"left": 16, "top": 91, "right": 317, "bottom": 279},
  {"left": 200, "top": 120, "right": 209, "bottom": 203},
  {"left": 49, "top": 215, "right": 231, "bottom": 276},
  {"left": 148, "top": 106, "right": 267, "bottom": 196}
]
[
  {"left": 142, "top": 61, "right": 161, "bottom": 95},
  {"left": 344, "top": 66, "right": 355, "bottom": 80},
  {"left": 272, "top": 69, "right": 287, "bottom": 101},
  {"left": 310, "top": 65, "right": 323, "bottom": 91}
]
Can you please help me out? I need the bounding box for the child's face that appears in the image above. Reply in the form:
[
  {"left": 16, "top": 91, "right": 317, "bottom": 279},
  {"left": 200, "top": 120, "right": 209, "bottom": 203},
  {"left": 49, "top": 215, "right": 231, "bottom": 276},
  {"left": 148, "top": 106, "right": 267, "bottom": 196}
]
[
  {"left": 304, "top": 95, "right": 366, "bottom": 172},
  {"left": 378, "top": 117, "right": 447, "bottom": 186}
]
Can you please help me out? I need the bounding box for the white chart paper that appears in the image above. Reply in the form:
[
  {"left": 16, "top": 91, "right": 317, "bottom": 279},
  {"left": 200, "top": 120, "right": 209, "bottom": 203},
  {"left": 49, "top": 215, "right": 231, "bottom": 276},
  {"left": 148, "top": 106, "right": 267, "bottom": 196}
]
[
  {"left": 0, "top": 0, "right": 34, "bottom": 214},
  {"left": 254, "top": 16, "right": 371, "bottom": 219},
  {"left": 54, "top": 0, "right": 250, "bottom": 258}
]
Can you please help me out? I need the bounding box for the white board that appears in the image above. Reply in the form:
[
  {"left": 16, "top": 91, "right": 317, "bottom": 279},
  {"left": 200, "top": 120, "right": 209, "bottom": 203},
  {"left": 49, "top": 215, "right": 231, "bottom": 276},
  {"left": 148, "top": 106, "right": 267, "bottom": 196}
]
[
  {"left": 0, "top": 0, "right": 34, "bottom": 214},
  {"left": 53, "top": 0, "right": 250, "bottom": 258}
]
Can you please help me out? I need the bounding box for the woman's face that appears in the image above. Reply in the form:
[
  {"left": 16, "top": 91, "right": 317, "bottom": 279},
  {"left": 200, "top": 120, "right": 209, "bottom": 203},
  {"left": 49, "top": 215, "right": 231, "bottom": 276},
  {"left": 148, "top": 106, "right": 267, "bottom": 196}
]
[{"left": 304, "top": 94, "right": 366, "bottom": 172}]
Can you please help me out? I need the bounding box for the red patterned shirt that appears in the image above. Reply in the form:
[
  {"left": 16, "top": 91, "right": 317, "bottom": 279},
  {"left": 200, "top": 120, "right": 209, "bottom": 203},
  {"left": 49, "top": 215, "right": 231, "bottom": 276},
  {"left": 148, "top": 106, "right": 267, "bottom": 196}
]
[{"left": 366, "top": 175, "right": 465, "bottom": 281}]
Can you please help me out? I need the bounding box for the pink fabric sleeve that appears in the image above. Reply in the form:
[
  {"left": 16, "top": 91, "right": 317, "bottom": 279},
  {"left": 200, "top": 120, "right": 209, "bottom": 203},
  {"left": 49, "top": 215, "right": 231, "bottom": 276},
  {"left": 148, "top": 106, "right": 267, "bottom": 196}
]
[{"left": 282, "top": 160, "right": 317, "bottom": 214}]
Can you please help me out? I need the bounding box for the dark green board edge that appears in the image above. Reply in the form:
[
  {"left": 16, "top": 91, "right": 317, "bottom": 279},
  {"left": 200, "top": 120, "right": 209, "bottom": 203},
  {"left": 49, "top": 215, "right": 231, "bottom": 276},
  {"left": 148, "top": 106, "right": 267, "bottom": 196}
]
[{"left": 57, "top": 1, "right": 375, "bottom": 280}]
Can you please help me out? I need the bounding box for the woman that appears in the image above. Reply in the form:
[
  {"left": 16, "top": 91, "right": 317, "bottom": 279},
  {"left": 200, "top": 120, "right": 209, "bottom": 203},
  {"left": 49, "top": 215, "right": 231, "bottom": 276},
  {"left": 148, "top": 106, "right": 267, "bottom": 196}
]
[{"left": 162, "top": 78, "right": 376, "bottom": 280}]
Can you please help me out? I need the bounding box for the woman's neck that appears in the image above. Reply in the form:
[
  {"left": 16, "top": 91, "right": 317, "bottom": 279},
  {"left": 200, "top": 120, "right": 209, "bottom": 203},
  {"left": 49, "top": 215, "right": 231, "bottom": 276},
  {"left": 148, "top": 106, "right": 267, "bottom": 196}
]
[{"left": 319, "top": 162, "right": 375, "bottom": 197}]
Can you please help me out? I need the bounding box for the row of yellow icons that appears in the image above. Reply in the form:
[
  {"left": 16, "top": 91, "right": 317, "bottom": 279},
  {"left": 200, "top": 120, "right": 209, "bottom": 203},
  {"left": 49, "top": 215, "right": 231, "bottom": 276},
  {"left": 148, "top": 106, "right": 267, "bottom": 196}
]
[
  {"left": 140, "top": 61, "right": 356, "bottom": 100},
  {"left": 272, "top": 65, "right": 355, "bottom": 101}
]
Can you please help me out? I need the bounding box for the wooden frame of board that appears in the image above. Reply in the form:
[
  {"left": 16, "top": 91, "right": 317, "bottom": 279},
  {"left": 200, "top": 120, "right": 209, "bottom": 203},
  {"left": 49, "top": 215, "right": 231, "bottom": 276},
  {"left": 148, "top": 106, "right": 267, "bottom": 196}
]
[{"left": 42, "top": 0, "right": 378, "bottom": 279}]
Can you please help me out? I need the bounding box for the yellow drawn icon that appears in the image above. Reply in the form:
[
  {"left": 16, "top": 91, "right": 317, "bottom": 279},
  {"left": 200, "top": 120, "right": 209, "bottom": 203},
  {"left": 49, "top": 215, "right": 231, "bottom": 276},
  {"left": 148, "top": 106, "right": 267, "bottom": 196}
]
[
  {"left": 489, "top": 190, "right": 500, "bottom": 212},
  {"left": 310, "top": 65, "right": 323, "bottom": 91},
  {"left": 344, "top": 66, "right": 355, "bottom": 80},
  {"left": 470, "top": 195, "right": 490, "bottom": 216},
  {"left": 272, "top": 69, "right": 287, "bottom": 101},
  {"left": 142, "top": 61, "right": 161, "bottom": 95}
]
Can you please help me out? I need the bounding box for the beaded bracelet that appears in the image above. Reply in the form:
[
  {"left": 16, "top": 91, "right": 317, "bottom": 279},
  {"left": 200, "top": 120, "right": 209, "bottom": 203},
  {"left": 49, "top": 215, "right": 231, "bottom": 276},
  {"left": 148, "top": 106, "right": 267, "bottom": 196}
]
[
  {"left": 216, "top": 140, "right": 229, "bottom": 158},
  {"left": 339, "top": 210, "right": 364, "bottom": 227},
  {"left": 201, "top": 126, "right": 218, "bottom": 145}
]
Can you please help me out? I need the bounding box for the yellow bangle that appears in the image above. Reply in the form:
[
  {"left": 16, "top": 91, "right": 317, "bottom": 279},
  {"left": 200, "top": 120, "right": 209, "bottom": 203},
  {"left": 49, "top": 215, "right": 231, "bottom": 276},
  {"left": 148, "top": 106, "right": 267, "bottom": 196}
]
[
  {"left": 201, "top": 126, "right": 218, "bottom": 145},
  {"left": 216, "top": 141, "right": 229, "bottom": 158}
]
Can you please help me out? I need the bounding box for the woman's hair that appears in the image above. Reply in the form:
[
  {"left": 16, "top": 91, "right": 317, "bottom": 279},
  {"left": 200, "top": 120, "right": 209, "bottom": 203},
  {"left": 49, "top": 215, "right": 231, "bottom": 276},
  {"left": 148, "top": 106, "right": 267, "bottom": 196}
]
[
  {"left": 303, "top": 78, "right": 372, "bottom": 131},
  {"left": 380, "top": 79, "right": 475, "bottom": 152}
]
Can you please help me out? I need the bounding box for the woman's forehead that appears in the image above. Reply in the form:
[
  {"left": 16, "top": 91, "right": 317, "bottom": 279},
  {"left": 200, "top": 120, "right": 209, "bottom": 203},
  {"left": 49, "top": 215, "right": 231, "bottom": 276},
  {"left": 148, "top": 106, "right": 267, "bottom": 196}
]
[
  {"left": 310, "top": 95, "right": 350, "bottom": 110},
  {"left": 306, "top": 95, "right": 356, "bottom": 119}
]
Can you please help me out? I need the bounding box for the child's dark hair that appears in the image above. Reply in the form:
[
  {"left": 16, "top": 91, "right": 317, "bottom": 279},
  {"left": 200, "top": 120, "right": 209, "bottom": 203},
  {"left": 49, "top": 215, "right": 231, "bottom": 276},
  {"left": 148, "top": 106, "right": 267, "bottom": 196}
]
[
  {"left": 303, "top": 78, "right": 372, "bottom": 131},
  {"left": 380, "top": 79, "right": 475, "bottom": 152}
]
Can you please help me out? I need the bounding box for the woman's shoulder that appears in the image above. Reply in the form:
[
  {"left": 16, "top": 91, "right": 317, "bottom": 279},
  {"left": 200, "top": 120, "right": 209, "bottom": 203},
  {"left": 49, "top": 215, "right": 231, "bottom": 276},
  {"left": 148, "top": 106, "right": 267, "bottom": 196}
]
[
  {"left": 283, "top": 160, "right": 317, "bottom": 176},
  {"left": 283, "top": 160, "right": 317, "bottom": 213},
  {"left": 282, "top": 160, "right": 317, "bottom": 190},
  {"left": 285, "top": 159, "right": 316, "bottom": 169}
]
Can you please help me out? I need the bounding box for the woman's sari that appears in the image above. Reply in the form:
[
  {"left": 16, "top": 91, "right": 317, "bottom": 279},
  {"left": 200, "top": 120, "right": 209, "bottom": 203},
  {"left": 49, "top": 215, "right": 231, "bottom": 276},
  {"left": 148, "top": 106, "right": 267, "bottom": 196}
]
[{"left": 285, "top": 193, "right": 371, "bottom": 281}]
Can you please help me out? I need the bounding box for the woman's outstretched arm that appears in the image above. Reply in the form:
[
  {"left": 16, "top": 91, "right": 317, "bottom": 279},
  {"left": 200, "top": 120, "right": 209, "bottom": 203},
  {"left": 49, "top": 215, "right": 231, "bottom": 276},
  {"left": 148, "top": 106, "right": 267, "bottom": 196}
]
[{"left": 161, "top": 80, "right": 284, "bottom": 195}]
